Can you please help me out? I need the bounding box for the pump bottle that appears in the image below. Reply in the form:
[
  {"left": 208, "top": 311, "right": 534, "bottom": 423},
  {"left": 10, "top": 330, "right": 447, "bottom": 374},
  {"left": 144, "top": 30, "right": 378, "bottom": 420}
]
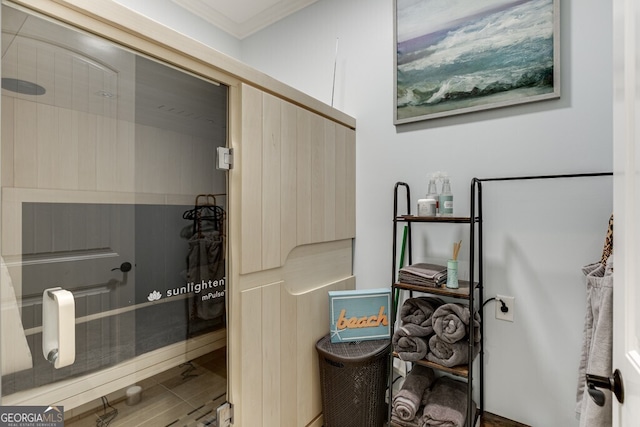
[
  {"left": 425, "top": 177, "right": 439, "bottom": 216},
  {"left": 439, "top": 177, "right": 453, "bottom": 217}
]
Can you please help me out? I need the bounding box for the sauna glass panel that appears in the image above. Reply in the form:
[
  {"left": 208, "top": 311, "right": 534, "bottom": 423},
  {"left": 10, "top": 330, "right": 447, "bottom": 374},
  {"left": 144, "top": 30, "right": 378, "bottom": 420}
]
[{"left": 0, "top": 3, "right": 228, "bottom": 417}]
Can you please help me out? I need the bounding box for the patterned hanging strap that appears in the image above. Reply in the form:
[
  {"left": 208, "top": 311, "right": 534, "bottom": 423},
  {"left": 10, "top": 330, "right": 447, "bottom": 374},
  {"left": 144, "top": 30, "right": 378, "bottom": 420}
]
[{"left": 601, "top": 213, "right": 613, "bottom": 266}]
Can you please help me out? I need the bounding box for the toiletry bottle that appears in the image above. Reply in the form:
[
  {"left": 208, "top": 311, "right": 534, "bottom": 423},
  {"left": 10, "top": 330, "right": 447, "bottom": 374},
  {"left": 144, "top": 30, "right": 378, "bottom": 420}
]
[
  {"left": 425, "top": 177, "right": 439, "bottom": 216},
  {"left": 439, "top": 177, "right": 453, "bottom": 217}
]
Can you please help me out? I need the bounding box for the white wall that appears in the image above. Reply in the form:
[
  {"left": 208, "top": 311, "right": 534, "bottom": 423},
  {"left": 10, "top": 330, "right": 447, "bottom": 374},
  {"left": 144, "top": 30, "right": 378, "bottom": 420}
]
[
  {"left": 239, "top": 1, "right": 613, "bottom": 426},
  {"left": 107, "top": 0, "right": 613, "bottom": 425},
  {"left": 111, "top": 0, "right": 242, "bottom": 58}
]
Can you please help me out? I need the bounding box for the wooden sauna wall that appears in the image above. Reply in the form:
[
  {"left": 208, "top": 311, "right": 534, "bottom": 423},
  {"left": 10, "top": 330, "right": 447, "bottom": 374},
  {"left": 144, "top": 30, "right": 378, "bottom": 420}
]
[
  {"left": 3, "top": 1, "right": 357, "bottom": 424},
  {"left": 228, "top": 84, "right": 356, "bottom": 427}
]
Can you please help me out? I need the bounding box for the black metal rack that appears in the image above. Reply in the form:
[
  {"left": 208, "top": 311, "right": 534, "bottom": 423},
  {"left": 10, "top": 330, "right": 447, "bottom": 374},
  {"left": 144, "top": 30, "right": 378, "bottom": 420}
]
[
  {"left": 388, "top": 181, "right": 481, "bottom": 426},
  {"left": 388, "top": 172, "right": 613, "bottom": 427}
]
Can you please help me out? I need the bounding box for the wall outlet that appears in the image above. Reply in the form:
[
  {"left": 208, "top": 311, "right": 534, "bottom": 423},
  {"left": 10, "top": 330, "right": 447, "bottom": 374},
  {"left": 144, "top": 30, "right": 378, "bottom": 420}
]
[{"left": 495, "top": 295, "right": 515, "bottom": 322}]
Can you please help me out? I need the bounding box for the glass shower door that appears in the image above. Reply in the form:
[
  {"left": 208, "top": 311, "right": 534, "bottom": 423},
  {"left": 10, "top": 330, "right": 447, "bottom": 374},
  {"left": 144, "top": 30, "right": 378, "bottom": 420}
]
[{"left": 1, "top": 3, "right": 228, "bottom": 424}]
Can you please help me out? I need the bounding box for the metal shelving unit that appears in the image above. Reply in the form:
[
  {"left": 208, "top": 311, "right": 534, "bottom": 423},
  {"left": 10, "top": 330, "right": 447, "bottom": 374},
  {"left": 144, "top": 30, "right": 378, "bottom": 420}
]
[
  {"left": 388, "top": 173, "right": 613, "bottom": 427},
  {"left": 388, "top": 181, "right": 481, "bottom": 427}
]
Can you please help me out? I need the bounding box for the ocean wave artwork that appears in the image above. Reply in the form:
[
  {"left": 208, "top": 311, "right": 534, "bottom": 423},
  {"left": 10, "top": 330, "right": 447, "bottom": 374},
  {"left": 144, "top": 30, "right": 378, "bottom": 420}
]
[{"left": 395, "top": 0, "right": 559, "bottom": 123}]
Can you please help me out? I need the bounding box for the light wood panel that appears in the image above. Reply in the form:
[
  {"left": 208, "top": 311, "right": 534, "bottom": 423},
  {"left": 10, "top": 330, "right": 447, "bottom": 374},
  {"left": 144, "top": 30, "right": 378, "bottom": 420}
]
[
  {"left": 240, "top": 84, "right": 356, "bottom": 275},
  {"left": 232, "top": 85, "right": 356, "bottom": 426},
  {"left": 239, "top": 285, "right": 264, "bottom": 427},
  {"left": 262, "top": 282, "right": 281, "bottom": 425},
  {"left": 345, "top": 127, "right": 356, "bottom": 238},
  {"left": 323, "top": 120, "right": 336, "bottom": 241},
  {"left": 334, "top": 125, "right": 346, "bottom": 238},
  {"left": 240, "top": 85, "right": 264, "bottom": 273},
  {"left": 281, "top": 101, "right": 298, "bottom": 264},
  {"left": 310, "top": 113, "right": 325, "bottom": 243},
  {"left": 279, "top": 285, "right": 298, "bottom": 427},
  {"left": 262, "top": 93, "right": 282, "bottom": 270},
  {"left": 236, "top": 273, "right": 354, "bottom": 427},
  {"left": 296, "top": 108, "right": 312, "bottom": 246},
  {"left": 232, "top": 238, "right": 355, "bottom": 426}
]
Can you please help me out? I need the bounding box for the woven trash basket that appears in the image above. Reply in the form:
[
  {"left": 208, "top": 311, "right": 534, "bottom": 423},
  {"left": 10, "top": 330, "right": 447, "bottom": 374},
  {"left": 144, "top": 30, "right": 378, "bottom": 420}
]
[{"left": 315, "top": 335, "right": 390, "bottom": 427}]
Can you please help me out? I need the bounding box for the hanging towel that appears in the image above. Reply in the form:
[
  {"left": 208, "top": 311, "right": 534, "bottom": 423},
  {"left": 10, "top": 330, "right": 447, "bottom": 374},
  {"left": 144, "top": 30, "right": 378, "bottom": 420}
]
[
  {"left": 187, "top": 230, "right": 225, "bottom": 320},
  {"left": 392, "top": 364, "right": 436, "bottom": 421},
  {"left": 420, "top": 376, "right": 475, "bottom": 427},
  {"left": 576, "top": 258, "right": 613, "bottom": 427},
  {"left": 432, "top": 303, "right": 481, "bottom": 344}
]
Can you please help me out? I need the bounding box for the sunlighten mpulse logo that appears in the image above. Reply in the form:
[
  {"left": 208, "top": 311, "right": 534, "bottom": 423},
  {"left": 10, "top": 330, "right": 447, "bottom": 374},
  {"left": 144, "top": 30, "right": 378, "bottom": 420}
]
[{"left": 147, "top": 278, "right": 226, "bottom": 302}]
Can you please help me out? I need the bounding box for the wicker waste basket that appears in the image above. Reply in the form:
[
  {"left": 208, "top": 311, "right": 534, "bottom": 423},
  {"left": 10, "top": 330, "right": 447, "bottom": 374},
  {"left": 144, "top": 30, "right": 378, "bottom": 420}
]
[{"left": 315, "top": 335, "right": 390, "bottom": 427}]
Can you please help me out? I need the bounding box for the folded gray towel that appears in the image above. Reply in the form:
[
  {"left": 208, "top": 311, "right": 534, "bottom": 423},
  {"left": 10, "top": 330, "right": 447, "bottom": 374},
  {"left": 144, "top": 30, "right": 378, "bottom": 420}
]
[
  {"left": 400, "top": 297, "right": 445, "bottom": 336},
  {"left": 393, "top": 365, "right": 436, "bottom": 421},
  {"left": 432, "top": 303, "right": 481, "bottom": 344},
  {"left": 426, "top": 335, "right": 479, "bottom": 368},
  {"left": 420, "top": 377, "right": 476, "bottom": 427},
  {"left": 398, "top": 263, "right": 448, "bottom": 287},
  {"left": 393, "top": 324, "right": 430, "bottom": 361}
]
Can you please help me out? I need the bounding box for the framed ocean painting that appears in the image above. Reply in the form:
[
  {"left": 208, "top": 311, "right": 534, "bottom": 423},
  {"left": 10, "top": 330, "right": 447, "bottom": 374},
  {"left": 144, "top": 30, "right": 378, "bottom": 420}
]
[{"left": 394, "top": 0, "right": 560, "bottom": 124}]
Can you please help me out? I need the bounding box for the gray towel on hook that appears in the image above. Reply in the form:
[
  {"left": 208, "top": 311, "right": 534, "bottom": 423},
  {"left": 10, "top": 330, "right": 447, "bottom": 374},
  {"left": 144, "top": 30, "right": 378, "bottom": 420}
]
[
  {"left": 392, "top": 364, "right": 436, "bottom": 421},
  {"left": 576, "top": 258, "right": 613, "bottom": 427},
  {"left": 432, "top": 303, "right": 481, "bottom": 344}
]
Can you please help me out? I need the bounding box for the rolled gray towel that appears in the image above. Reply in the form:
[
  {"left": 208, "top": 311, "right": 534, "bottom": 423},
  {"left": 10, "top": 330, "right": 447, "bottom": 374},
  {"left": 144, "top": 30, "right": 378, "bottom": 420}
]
[
  {"left": 392, "top": 365, "right": 436, "bottom": 421},
  {"left": 426, "top": 335, "right": 479, "bottom": 368},
  {"left": 420, "top": 376, "right": 476, "bottom": 427},
  {"left": 393, "top": 324, "right": 430, "bottom": 361},
  {"left": 432, "top": 303, "right": 481, "bottom": 344},
  {"left": 400, "top": 297, "right": 445, "bottom": 336},
  {"left": 391, "top": 409, "right": 422, "bottom": 427}
]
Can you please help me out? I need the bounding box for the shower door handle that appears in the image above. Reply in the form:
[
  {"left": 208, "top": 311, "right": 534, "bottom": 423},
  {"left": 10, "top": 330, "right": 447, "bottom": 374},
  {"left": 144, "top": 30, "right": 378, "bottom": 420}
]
[
  {"left": 42, "top": 287, "right": 75, "bottom": 369},
  {"left": 586, "top": 369, "right": 624, "bottom": 406},
  {"left": 111, "top": 262, "right": 132, "bottom": 273}
]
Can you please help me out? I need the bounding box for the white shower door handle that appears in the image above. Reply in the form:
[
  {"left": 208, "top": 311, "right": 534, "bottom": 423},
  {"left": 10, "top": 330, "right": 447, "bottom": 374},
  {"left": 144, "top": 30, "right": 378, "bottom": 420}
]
[{"left": 42, "top": 287, "right": 75, "bottom": 369}]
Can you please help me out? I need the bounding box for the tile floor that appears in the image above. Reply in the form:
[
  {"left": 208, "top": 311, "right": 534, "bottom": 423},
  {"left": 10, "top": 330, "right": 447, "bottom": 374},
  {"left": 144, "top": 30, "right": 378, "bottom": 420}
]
[{"left": 65, "top": 347, "right": 227, "bottom": 427}]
